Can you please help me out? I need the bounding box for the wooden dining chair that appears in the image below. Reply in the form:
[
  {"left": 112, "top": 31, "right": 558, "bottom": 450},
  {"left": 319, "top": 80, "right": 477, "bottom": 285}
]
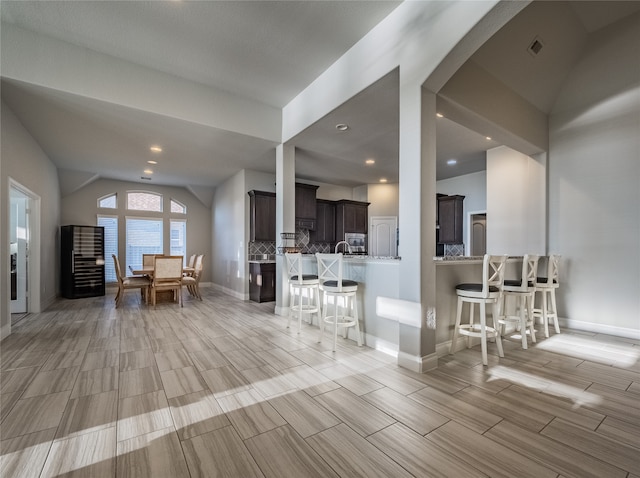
[
  {"left": 184, "top": 254, "right": 197, "bottom": 277},
  {"left": 151, "top": 255, "right": 184, "bottom": 307},
  {"left": 182, "top": 254, "right": 204, "bottom": 300},
  {"left": 112, "top": 254, "right": 150, "bottom": 307}
]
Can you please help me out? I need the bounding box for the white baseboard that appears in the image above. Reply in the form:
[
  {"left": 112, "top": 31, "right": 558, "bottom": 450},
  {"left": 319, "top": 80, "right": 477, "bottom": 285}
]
[
  {"left": 559, "top": 317, "right": 640, "bottom": 340},
  {"left": 210, "top": 283, "right": 248, "bottom": 301},
  {"left": 397, "top": 350, "right": 438, "bottom": 372},
  {"left": 1, "top": 322, "right": 10, "bottom": 341},
  {"left": 363, "top": 333, "right": 399, "bottom": 358}
]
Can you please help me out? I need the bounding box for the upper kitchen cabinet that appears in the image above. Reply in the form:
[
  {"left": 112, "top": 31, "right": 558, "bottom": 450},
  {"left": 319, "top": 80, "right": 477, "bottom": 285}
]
[
  {"left": 437, "top": 194, "right": 464, "bottom": 244},
  {"left": 248, "top": 190, "right": 276, "bottom": 241},
  {"left": 312, "top": 199, "right": 336, "bottom": 244},
  {"left": 335, "top": 200, "right": 370, "bottom": 240},
  {"left": 295, "top": 183, "right": 319, "bottom": 230}
]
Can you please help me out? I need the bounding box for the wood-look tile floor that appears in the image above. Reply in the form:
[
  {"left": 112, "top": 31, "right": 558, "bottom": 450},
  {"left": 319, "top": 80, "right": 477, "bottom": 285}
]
[{"left": 1, "top": 288, "right": 639, "bottom": 477}]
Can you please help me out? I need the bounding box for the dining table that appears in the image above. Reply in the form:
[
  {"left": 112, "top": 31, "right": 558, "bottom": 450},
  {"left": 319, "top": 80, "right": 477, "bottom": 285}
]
[{"left": 130, "top": 266, "right": 195, "bottom": 277}]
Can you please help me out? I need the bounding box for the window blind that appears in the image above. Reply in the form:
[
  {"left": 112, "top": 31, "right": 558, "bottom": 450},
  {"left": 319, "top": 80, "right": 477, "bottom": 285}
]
[
  {"left": 97, "top": 215, "right": 118, "bottom": 282},
  {"left": 170, "top": 220, "right": 187, "bottom": 262},
  {"left": 126, "top": 218, "right": 163, "bottom": 273}
]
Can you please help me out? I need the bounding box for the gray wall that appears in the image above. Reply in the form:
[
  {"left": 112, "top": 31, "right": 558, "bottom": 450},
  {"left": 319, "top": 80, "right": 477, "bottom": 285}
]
[
  {"left": 1, "top": 101, "right": 60, "bottom": 339},
  {"left": 549, "top": 12, "right": 640, "bottom": 333},
  {"left": 61, "top": 178, "right": 212, "bottom": 282}
]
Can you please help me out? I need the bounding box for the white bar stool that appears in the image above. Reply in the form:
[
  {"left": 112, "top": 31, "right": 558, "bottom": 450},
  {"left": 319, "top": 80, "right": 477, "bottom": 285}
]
[
  {"left": 315, "top": 253, "right": 362, "bottom": 351},
  {"left": 284, "top": 252, "right": 320, "bottom": 333},
  {"left": 533, "top": 254, "right": 561, "bottom": 337},
  {"left": 499, "top": 254, "right": 539, "bottom": 349},
  {"left": 450, "top": 254, "right": 507, "bottom": 366}
]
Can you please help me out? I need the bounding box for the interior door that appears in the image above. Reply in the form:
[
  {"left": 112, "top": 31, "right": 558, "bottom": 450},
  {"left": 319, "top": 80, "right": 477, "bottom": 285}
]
[
  {"left": 10, "top": 188, "right": 29, "bottom": 314},
  {"left": 370, "top": 216, "right": 398, "bottom": 257},
  {"left": 471, "top": 214, "right": 487, "bottom": 256}
]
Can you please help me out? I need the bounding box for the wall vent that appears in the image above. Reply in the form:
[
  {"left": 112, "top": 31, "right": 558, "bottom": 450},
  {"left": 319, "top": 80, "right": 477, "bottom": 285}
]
[
  {"left": 528, "top": 36, "right": 544, "bottom": 57},
  {"left": 140, "top": 176, "right": 152, "bottom": 180}
]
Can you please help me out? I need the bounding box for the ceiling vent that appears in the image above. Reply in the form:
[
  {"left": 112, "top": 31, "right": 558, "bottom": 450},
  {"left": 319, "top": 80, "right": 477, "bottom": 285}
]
[
  {"left": 527, "top": 36, "right": 544, "bottom": 57},
  {"left": 140, "top": 176, "right": 152, "bottom": 180}
]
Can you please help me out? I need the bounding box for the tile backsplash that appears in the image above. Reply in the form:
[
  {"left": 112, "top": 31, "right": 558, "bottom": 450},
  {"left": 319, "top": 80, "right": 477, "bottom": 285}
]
[
  {"left": 444, "top": 243, "right": 465, "bottom": 257},
  {"left": 248, "top": 228, "right": 331, "bottom": 260},
  {"left": 248, "top": 241, "right": 276, "bottom": 261}
]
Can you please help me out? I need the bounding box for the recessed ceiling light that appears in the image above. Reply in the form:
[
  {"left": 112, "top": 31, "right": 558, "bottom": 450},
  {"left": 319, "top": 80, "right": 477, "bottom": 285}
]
[
  {"left": 335, "top": 123, "right": 349, "bottom": 131},
  {"left": 486, "top": 136, "right": 492, "bottom": 141},
  {"left": 143, "top": 169, "right": 153, "bottom": 175},
  {"left": 447, "top": 159, "right": 457, "bottom": 165},
  {"left": 436, "top": 113, "right": 444, "bottom": 118},
  {"left": 379, "top": 178, "right": 388, "bottom": 183},
  {"left": 147, "top": 160, "right": 158, "bottom": 165},
  {"left": 365, "top": 159, "right": 375, "bottom": 165},
  {"left": 150, "top": 146, "right": 162, "bottom": 153}
]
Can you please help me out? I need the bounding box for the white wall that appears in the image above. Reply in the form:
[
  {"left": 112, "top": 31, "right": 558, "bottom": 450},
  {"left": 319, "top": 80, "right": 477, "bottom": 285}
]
[
  {"left": 1, "top": 101, "right": 60, "bottom": 339},
  {"left": 437, "top": 170, "right": 486, "bottom": 254},
  {"left": 548, "top": 12, "right": 640, "bottom": 334},
  {"left": 60, "top": 178, "right": 212, "bottom": 282},
  {"left": 486, "top": 146, "right": 545, "bottom": 256},
  {"left": 212, "top": 170, "right": 246, "bottom": 299},
  {"left": 367, "top": 183, "right": 399, "bottom": 218}
]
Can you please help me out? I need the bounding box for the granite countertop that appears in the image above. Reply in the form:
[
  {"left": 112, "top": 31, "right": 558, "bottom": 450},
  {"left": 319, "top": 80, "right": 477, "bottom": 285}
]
[
  {"left": 434, "top": 255, "right": 524, "bottom": 263},
  {"left": 433, "top": 255, "right": 483, "bottom": 262}
]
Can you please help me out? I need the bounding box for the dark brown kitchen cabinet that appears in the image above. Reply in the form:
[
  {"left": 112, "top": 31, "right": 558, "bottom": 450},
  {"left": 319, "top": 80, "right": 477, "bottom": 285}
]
[
  {"left": 295, "top": 183, "right": 319, "bottom": 229},
  {"left": 249, "top": 262, "right": 275, "bottom": 302},
  {"left": 335, "top": 200, "right": 369, "bottom": 240},
  {"left": 311, "top": 199, "right": 336, "bottom": 244},
  {"left": 437, "top": 194, "right": 465, "bottom": 244},
  {"left": 248, "top": 190, "right": 276, "bottom": 241}
]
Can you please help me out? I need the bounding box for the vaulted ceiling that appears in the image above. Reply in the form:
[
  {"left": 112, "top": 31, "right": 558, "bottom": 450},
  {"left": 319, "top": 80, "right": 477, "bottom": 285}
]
[{"left": 2, "top": 1, "right": 638, "bottom": 193}]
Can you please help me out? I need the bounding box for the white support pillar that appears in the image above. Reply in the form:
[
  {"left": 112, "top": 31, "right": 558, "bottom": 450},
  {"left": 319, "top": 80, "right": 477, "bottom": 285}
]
[
  {"left": 397, "top": 81, "right": 438, "bottom": 372},
  {"left": 275, "top": 144, "right": 296, "bottom": 315}
]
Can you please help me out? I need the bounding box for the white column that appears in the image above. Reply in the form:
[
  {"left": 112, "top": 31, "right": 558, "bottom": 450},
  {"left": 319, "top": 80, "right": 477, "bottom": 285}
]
[
  {"left": 275, "top": 144, "right": 296, "bottom": 315},
  {"left": 397, "top": 80, "right": 438, "bottom": 372}
]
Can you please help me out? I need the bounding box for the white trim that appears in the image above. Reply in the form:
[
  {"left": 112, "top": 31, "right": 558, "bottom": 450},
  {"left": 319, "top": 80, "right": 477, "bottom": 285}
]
[
  {"left": 363, "top": 332, "right": 399, "bottom": 358},
  {"left": 211, "top": 282, "right": 247, "bottom": 301},
  {"left": 397, "top": 351, "right": 438, "bottom": 373},
  {"left": 8, "top": 179, "right": 42, "bottom": 328},
  {"left": 559, "top": 317, "right": 640, "bottom": 340},
  {"left": 0, "top": 322, "right": 10, "bottom": 341},
  {"left": 466, "top": 209, "right": 486, "bottom": 256}
]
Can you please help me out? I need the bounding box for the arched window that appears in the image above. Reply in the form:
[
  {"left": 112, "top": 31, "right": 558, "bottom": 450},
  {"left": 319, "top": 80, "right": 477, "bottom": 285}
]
[
  {"left": 170, "top": 199, "right": 187, "bottom": 214},
  {"left": 127, "top": 191, "right": 162, "bottom": 212},
  {"left": 98, "top": 193, "right": 117, "bottom": 209}
]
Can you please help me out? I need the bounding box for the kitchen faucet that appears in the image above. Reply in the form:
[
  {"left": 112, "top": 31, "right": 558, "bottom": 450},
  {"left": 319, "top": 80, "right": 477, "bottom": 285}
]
[{"left": 334, "top": 241, "right": 352, "bottom": 254}]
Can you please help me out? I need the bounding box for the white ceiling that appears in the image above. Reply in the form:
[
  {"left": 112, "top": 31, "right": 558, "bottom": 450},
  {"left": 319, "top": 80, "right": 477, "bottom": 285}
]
[{"left": 1, "top": 1, "right": 638, "bottom": 192}]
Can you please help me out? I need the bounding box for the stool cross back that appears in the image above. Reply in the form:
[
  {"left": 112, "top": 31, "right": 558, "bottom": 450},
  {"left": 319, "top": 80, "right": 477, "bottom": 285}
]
[
  {"left": 315, "top": 253, "right": 362, "bottom": 351},
  {"left": 450, "top": 254, "right": 507, "bottom": 366},
  {"left": 284, "top": 252, "right": 319, "bottom": 333},
  {"left": 500, "top": 254, "right": 540, "bottom": 349},
  {"left": 533, "top": 254, "right": 561, "bottom": 337}
]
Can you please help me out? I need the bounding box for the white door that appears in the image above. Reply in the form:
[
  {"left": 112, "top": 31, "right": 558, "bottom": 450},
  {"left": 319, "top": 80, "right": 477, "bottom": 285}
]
[
  {"left": 10, "top": 188, "right": 29, "bottom": 314},
  {"left": 370, "top": 216, "right": 398, "bottom": 257}
]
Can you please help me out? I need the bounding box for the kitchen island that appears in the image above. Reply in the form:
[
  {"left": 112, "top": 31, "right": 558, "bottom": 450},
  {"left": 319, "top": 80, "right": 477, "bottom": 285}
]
[
  {"left": 281, "top": 254, "right": 402, "bottom": 353},
  {"left": 434, "top": 255, "right": 524, "bottom": 352}
]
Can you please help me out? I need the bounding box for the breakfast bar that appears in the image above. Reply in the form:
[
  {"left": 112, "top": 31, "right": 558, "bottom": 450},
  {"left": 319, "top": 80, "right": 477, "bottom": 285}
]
[
  {"left": 434, "top": 255, "right": 525, "bottom": 348},
  {"left": 293, "top": 254, "right": 402, "bottom": 351}
]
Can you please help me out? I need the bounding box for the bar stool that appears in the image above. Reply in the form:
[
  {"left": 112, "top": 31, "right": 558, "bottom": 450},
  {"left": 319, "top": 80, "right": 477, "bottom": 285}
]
[
  {"left": 499, "top": 254, "right": 539, "bottom": 349},
  {"left": 533, "top": 254, "right": 561, "bottom": 337},
  {"left": 315, "top": 253, "right": 362, "bottom": 351},
  {"left": 284, "top": 252, "right": 320, "bottom": 333},
  {"left": 450, "top": 254, "right": 507, "bottom": 366}
]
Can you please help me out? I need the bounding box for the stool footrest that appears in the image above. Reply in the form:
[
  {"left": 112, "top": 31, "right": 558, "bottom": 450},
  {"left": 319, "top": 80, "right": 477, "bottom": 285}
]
[
  {"left": 457, "top": 324, "right": 500, "bottom": 338},
  {"left": 323, "top": 316, "right": 358, "bottom": 328}
]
